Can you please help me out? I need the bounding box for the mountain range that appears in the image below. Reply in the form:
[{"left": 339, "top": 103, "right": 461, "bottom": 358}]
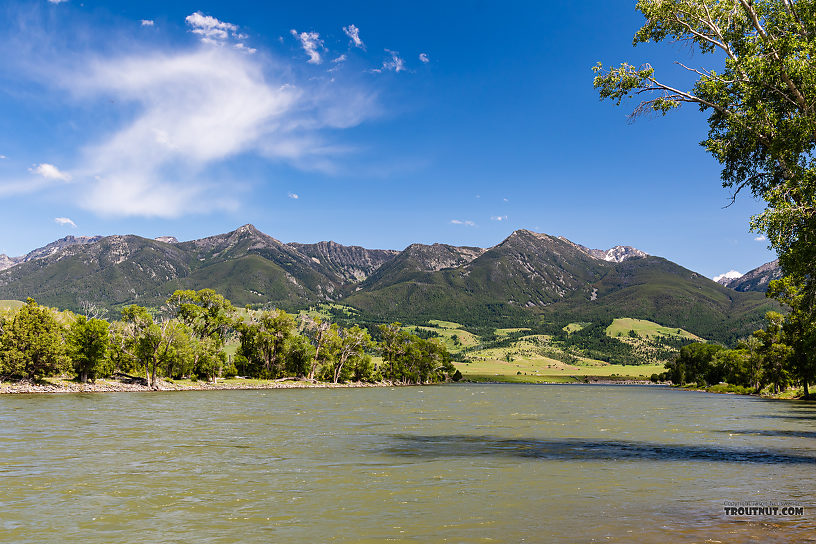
[{"left": 0, "top": 225, "right": 778, "bottom": 343}]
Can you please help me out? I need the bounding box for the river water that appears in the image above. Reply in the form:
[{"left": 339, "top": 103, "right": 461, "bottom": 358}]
[{"left": 1, "top": 384, "right": 814, "bottom": 543}]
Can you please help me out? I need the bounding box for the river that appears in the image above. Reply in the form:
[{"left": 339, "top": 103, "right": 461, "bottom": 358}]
[{"left": 1, "top": 384, "right": 814, "bottom": 543}]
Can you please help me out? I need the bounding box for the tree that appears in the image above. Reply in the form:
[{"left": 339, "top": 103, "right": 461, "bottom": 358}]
[
  {"left": 378, "top": 323, "right": 457, "bottom": 384},
  {"left": 300, "top": 316, "right": 334, "bottom": 380},
  {"left": 235, "top": 309, "right": 296, "bottom": 379},
  {"left": 737, "top": 335, "right": 764, "bottom": 392},
  {"left": 767, "top": 277, "right": 816, "bottom": 396},
  {"left": 119, "top": 305, "right": 187, "bottom": 388},
  {"left": 285, "top": 334, "right": 315, "bottom": 378},
  {"left": 753, "top": 310, "right": 792, "bottom": 393},
  {"left": 662, "top": 342, "right": 725, "bottom": 385},
  {"left": 331, "top": 326, "right": 373, "bottom": 384},
  {"left": 67, "top": 315, "right": 111, "bottom": 383},
  {"left": 594, "top": 1, "right": 816, "bottom": 299},
  {"left": 0, "top": 299, "right": 68, "bottom": 381},
  {"left": 166, "top": 289, "right": 235, "bottom": 343}
]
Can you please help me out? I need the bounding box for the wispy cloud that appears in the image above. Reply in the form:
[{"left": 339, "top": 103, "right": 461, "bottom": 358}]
[
  {"left": 48, "top": 0, "right": 68, "bottom": 3},
  {"left": 54, "top": 217, "right": 77, "bottom": 228},
  {"left": 0, "top": 155, "right": 6, "bottom": 159},
  {"left": 1, "top": 13, "right": 385, "bottom": 218},
  {"left": 288, "top": 192, "right": 299, "bottom": 199},
  {"left": 47, "top": 43, "right": 378, "bottom": 217},
  {"left": 754, "top": 235, "right": 766, "bottom": 242},
  {"left": 291, "top": 29, "right": 323, "bottom": 64},
  {"left": 419, "top": 53, "right": 429, "bottom": 63},
  {"left": 374, "top": 49, "right": 405, "bottom": 73},
  {"left": 141, "top": 20, "right": 155, "bottom": 27},
  {"left": 490, "top": 215, "right": 508, "bottom": 221},
  {"left": 450, "top": 219, "right": 476, "bottom": 227},
  {"left": 343, "top": 24, "right": 365, "bottom": 50},
  {"left": 30, "top": 163, "right": 71, "bottom": 181}
]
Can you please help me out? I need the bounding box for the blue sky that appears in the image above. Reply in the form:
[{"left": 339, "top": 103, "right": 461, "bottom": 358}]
[{"left": 0, "top": 0, "right": 775, "bottom": 279}]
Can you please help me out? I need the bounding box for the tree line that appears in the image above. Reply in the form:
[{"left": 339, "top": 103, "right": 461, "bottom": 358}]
[
  {"left": 658, "top": 277, "right": 815, "bottom": 396},
  {"left": 0, "top": 289, "right": 460, "bottom": 387}
]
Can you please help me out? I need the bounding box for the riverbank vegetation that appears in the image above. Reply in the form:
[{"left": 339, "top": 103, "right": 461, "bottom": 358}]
[
  {"left": 0, "top": 290, "right": 460, "bottom": 389},
  {"left": 656, "top": 281, "right": 814, "bottom": 399}
]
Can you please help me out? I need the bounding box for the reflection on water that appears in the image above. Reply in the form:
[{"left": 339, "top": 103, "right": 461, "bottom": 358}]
[
  {"left": 385, "top": 434, "right": 816, "bottom": 464},
  {"left": 1, "top": 384, "right": 814, "bottom": 543}
]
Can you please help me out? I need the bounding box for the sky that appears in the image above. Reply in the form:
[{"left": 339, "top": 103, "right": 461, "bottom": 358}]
[{"left": 0, "top": 0, "right": 776, "bottom": 280}]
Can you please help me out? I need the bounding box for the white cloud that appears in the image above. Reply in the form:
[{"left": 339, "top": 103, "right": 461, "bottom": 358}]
[
  {"left": 419, "top": 53, "right": 429, "bottom": 63},
  {"left": 490, "top": 215, "right": 508, "bottom": 221},
  {"left": 713, "top": 270, "right": 743, "bottom": 282},
  {"left": 333, "top": 54, "right": 347, "bottom": 64},
  {"left": 45, "top": 43, "right": 380, "bottom": 217},
  {"left": 377, "top": 49, "right": 405, "bottom": 73},
  {"left": 754, "top": 235, "right": 766, "bottom": 242},
  {"left": 48, "top": 0, "right": 68, "bottom": 3},
  {"left": 141, "top": 20, "right": 155, "bottom": 27},
  {"left": 54, "top": 217, "right": 77, "bottom": 228},
  {"left": 503, "top": 197, "right": 509, "bottom": 202},
  {"left": 234, "top": 42, "right": 257, "bottom": 54},
  {"left": 30, "top": 163, "right": 71, "bottom": 181},
  {"left": 343, "top": 24, "right": 365, "bottom": 50},
  {"left": 186, "top": 12, "right": 239, "bottom": 43},
  {"left": 0, "top": 155, "right": 6, "bottom": 159},
  {"left": 288, "top": 192, "right": 299, "bottom": 199},
  {"left": 450, "top": 219, "right": 476, "bottom": 227},
  {"left": 291, "top": 29, "right": 323, "bottom": 64}
]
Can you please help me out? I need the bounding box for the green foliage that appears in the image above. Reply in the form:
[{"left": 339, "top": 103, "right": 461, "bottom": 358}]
[
  {"left": 166, "top": 288, "right": 236, "bottom": 344},
  {"left": 67, "top": 316, "right": 111, "bottom": 383},
  {"left": 767, "top": 276, "right": 816, "bottom": 396},
  {"left": 379, "top": 323, "right": 457, "bottom": 384},
  {"left": 662, "top": 343, "right": 727, "bottom": 386},
  {"left": 0, "top": 299, "right": 68, "bottom": 381},
  {"left": 235, "top": 309, "right": 297, "bottom": 379}
]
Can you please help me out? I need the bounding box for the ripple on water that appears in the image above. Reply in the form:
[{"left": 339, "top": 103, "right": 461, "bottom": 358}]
[{"left": 0, "top": 385, "right": 814, "bottom": 543}]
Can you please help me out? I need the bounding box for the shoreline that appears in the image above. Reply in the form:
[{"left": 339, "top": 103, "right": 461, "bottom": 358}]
[{"left": 0, "top": 377, "right": 400, "bottom": 395}]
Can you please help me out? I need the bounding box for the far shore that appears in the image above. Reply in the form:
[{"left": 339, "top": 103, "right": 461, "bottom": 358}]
[{"left": 0, "top": 376, "right": 401, "bottom": 395}]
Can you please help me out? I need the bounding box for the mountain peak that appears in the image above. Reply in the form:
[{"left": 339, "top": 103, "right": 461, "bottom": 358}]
[
  {"left": 721, "top": 260, "right": 781, "bottom": 292},
  {"left": 556, "top": 236, "right": 647, "bottom": 262}
]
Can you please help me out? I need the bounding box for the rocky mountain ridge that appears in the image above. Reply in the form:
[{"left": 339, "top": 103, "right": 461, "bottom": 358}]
[
  {"left": 0, "top": 235, "right": 104, "bottom": 271},
  {"left": 0, "top": 225, "right": 773, "bottom": 343},
  {"left": 723, "top": 260, "right": 783, "bottom": 293}
]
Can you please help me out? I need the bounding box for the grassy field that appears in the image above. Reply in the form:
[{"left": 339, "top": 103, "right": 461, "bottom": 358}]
[
  {"left": 456, "top": 357, "right": 664, "bottom": 383},
  {"left": 605, "top": 318, "right": 700, "bottom": 340},
  {"left": 405, "top": 320, "right": 481, "bottom": 350},
  {"left": 494, "top": 327, "right": 531, "bottom": 337},
  {"left": 562, "top": 322, "right": 590, "bottom": 334},
  {"left": 0, "top": 300, "right": 24, "bottom": 312}
]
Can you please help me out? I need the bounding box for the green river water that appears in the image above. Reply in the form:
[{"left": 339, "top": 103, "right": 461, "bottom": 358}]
[{"left": 1, "top": 384, "right": 814, "bottom": 543}]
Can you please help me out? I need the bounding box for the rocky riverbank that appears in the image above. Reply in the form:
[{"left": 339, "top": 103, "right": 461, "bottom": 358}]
[{"left": 0, "top": 377, "right": 395, "bottom": 394}]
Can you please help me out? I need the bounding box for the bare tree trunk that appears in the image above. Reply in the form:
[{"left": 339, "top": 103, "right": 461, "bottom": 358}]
[{"left": 333, "top": 353, "right": 349, "bottom": 384}]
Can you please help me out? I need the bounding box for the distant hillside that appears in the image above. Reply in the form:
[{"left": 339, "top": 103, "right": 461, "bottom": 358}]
[{"left": 0, "top": 225, "right": 776, "bottom": 343}]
